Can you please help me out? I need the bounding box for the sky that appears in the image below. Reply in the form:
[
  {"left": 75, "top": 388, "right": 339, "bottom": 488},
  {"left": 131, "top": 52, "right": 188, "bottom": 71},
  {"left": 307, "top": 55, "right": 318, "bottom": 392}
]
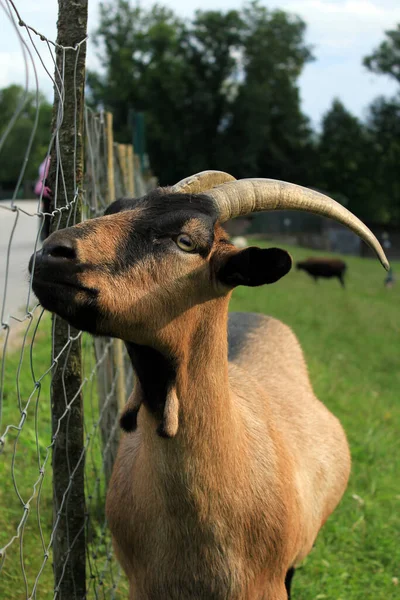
[{"left": 1, "top": 0, "right": 399, "bottom": 127}]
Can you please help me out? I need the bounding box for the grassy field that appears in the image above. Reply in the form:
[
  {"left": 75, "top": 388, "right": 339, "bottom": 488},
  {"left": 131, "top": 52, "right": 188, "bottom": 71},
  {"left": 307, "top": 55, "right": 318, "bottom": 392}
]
[
  {"left": 0, "top": 316, "right": 124, "bottom": 599},
  {"left": 0, "top": 243, "right": 399, "bottom": 599}
]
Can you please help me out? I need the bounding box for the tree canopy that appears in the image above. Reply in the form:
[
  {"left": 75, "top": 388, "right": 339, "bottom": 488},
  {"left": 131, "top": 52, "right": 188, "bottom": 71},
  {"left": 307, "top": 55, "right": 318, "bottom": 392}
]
[
  {"left": 363, "top": 22, "right": 400, "bottom": 224},
  {"left": 364, "top": 24, "right": 400, "bottom": 84},
  {"left": 1, "top": 3, "right": 399, "bottom": 225},
  {"left": 88, "top": 0, "right": 314, "bottom": 186},
  {"left": 0, "top": 85, "right": 52, "bottom": 187}
]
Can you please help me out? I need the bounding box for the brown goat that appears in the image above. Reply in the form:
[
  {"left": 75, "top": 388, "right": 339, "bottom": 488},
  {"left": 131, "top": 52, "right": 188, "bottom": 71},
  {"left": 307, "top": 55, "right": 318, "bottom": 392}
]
[
  {"left": 296, "top": 257, "right": 347, "bottom": 287},
  {"left": 29, "top": 173, "right": 388, "bottom": 599}
]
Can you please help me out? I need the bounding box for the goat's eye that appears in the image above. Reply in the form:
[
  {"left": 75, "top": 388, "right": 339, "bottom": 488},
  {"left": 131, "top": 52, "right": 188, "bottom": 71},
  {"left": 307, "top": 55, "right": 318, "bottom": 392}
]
[{"left": 176, "top": 234, "right": 196, "bottom": 252}]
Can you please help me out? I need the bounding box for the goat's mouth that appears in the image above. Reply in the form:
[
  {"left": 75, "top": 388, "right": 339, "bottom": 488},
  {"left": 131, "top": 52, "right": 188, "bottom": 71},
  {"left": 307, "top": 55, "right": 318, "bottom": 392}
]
[
  {"left": 32, "top": 276, "right": 97, "bottom": 297},
  {"left": 31, "top": 274, "right": 98, "bottom": 323},
  {"left": 32, "top": 279, "right": 100, "bottom": 334},
  {"left": 29, "top": 251, "right": 100, "bottom": 332}
]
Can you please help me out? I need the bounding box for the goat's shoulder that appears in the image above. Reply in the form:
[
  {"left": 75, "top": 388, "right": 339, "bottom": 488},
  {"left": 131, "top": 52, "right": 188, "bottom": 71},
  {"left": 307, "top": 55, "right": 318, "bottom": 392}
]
[
  {"left": 228, "top": 312, "right": 307, "bottom": 376},
  {"left": 227, "top": 311, "right": 314, "bottom": 421},
  {"left": 228, "top": 312, "right": 298, "bottom": 351}
]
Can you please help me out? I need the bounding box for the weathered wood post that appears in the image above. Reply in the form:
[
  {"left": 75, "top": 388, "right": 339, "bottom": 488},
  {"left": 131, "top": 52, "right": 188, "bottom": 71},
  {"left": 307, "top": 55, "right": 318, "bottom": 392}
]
[{"left": 47, "top": 1, "right": 88, "bottom": 597}]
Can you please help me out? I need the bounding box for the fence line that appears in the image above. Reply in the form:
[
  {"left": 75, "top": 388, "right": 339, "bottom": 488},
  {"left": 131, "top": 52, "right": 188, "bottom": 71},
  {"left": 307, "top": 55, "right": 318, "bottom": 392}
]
[{"left": 0, "top": 1, "right": 154, "bottom": 597}]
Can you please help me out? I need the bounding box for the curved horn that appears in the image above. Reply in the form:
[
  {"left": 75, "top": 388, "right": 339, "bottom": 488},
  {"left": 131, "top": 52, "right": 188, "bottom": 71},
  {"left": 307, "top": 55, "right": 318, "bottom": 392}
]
[
  {"left": 206, "top": 178, "right": 389, "bottom": 270},
  {"left": 171, "top": 170, "right": 236, "bottom": 194}
]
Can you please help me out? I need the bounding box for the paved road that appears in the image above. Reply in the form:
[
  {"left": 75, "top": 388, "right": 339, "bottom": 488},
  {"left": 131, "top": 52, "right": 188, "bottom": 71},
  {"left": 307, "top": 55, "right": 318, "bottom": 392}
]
[{"left": 0, "top": 200, "right": 41, "bottom": 321}]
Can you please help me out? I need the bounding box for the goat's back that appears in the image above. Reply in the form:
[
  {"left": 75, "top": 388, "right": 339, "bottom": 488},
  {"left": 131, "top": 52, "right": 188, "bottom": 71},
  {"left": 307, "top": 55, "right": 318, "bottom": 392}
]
[{"left": 228, "top": 312, "right": 350, "bottom": 563}]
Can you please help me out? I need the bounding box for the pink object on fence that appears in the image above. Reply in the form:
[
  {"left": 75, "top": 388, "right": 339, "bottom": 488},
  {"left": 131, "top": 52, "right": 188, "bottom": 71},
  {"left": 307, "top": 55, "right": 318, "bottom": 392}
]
[{"left": 34, "top": 156, "right": 51, "bottom": 199}]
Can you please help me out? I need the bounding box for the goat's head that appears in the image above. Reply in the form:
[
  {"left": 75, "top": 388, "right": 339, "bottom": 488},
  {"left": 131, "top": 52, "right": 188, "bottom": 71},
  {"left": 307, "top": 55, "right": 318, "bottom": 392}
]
[
  {"left": 296, "top": 261, "right": 309, "bottom": 271},
  {"left": 29, "top": 171, "right": 389, "bottom": 343}
]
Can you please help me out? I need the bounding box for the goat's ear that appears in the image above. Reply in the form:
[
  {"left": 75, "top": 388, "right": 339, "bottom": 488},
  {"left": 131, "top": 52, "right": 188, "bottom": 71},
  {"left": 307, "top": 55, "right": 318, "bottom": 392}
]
[{"left": 217, "top": 247, "right": 292, "bottom": 287}]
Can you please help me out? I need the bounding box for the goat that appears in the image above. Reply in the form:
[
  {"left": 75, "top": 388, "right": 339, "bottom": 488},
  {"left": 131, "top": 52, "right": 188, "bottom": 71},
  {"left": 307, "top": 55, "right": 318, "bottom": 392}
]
[
  {"left": 29, "top": 172, "right": 388, "bottom": 600},
  {"left": 296, "top": 257, "right": 347, "bottom": 287}
]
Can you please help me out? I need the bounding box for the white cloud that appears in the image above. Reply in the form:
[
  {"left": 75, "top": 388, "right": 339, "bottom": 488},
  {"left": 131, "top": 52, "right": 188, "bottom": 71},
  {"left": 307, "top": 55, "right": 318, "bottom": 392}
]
[
  {"left": 283, "top": 0, "right": 400, "bottom": 51},
  {"left": 299, "top": 58, "right": 398, "bottom": 127},
  {"left": 280, "top": 0, "right": 400, "bottom": 122}
]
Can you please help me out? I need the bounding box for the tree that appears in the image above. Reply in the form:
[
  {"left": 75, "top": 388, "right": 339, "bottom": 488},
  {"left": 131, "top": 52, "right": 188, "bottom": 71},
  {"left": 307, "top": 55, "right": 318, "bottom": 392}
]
[
  {"left": 220, "top": 3, "right": 315, "bottom": 185},
  {"left": 87, "top": 1, "right": 190, "bottom": 183},
  {"left": 365, "top": 96, "right": 400, "bottom": 225},
  {"left": 88, "top": 1, "right": 314, "bottom": 186},
  {"left": 0, "top": 85, "right": 52, "bottom": 187},
  {"left": 364, "top": 24, "right": 400, "bottom": 85},
  {"left": 363, "top": 22, "right": 400, "bottom": 224},
  {"left": 317, "top": 99, "right": 378, "bottom": 221}
]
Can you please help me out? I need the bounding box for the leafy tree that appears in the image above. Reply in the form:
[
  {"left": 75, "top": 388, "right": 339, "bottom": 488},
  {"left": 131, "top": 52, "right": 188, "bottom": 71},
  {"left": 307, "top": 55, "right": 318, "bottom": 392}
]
[
  {"left": 364, "top": 24, "right": 400, "bottom": 85},
  {"left": 220, "top": 3, "right": 315, "bottom": 185},
  {"left": 88, "top": 1, "right": 314, "bottom": 185},
  {"left": 363, "top": 23, "right": 400, "bottom": 224},
  {"left": 317, "top": 99, "right": 378, "bottom": 220},
  {"left": 0, "top": 84, "right": 52, "bottom": 187},
  {"left": 365, "top": 96, "right": 400, "bottom": 224},
  {"left": 87, "top": 2, "right": 189, "bottom": 183},
  {"left": 177, "top": 9, "right": 243, "bottom": 171}
]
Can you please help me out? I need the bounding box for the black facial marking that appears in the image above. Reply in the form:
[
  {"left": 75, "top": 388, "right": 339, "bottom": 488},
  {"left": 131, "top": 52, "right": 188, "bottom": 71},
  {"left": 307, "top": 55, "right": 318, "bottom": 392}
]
[
  {"left": 105, "top": 188, "right": 218, "bottom": 220},
  {"left": 105, "top": 190, "right": 218, "bottom": 273},
  {"left": 125, "top": 342, "right": 177, "bottom": 436}
]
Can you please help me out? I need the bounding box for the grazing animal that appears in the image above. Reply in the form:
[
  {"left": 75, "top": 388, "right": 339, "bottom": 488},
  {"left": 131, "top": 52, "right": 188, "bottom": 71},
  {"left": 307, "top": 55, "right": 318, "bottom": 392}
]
[
  {"left": 29, "top": 172, "right": 388, "bottom": 600},
  {"left": 296, "top": 257, "right": 347, "bottom": 287}
]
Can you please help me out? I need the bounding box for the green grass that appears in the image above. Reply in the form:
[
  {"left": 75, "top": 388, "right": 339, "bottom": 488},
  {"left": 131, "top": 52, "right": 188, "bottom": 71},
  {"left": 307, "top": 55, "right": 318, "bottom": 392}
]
[
  {"left": 0, "top": 244, "right": 399, "bottom": 599},
  {"left": 0, "top": 314, "right": 54, "bottom": 599},
  {"left": 0, "top": 316, "right": 128, "bottom": 599}
]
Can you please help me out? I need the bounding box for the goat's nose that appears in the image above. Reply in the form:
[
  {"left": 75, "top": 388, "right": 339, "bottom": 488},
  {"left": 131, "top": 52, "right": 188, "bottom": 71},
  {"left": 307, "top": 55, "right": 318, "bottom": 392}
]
[{"left": 42, "top": 236, "right": 77, "bottom": 261}]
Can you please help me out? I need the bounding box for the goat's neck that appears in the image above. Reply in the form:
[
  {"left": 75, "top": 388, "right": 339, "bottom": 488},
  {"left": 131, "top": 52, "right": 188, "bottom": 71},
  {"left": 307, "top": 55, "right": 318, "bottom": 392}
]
[{"left": 126, "top": 295, "right": 234, "bottom": 444}]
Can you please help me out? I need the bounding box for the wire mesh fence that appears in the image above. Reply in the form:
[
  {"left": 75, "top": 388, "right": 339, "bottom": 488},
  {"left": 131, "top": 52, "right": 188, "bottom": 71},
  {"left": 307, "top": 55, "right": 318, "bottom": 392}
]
[{"left": 0, "top": 2, "right": 154, "bottom": 597}]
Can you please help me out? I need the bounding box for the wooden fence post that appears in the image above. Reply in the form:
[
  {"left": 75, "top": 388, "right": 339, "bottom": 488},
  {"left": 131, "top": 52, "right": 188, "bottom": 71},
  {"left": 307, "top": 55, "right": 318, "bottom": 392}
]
[
  {"left": 126, "top": 145, "right": 135, "bottom": 197},
  {"left": 94, "top": 116, "right": 126, "bottom": 490},
  {"left": 48, "top": 1, "right": 88, "bottom": 597}
]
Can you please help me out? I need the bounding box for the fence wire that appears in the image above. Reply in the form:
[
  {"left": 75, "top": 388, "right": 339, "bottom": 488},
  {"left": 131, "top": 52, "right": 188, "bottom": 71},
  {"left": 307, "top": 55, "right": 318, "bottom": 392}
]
[{"left": 0, "top": 2, "right": 153, "bottom": 598}]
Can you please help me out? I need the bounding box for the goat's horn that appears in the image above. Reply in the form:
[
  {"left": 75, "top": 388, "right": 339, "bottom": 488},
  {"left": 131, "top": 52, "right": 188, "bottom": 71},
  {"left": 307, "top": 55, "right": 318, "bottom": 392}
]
[
  {"left": 171, "top": 170, "right": 236, "bottom": 194},
  {"left": 205, "top": 178, "right": 389, "bottom": 270}
]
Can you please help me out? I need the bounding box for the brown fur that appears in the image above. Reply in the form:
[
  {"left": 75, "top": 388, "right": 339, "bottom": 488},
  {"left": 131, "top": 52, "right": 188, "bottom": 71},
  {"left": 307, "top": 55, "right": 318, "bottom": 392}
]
[
  {"left": 30, "top": 204, "right": 351, "bottom": 599},
  {"left": 109, "top": 304, "right": 350, "bottom": 600}
]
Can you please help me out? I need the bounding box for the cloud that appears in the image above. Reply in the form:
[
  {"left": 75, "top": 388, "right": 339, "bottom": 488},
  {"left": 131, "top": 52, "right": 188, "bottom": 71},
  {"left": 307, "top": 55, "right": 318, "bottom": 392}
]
[
  {"left": 280, "top": 0, "right": 400, "bottom": 122},
  {"left": 300, "top": 58, "right": 398, "bottom": 127},
  {"left": 283, "top": 0, "right": 400, "bottom": 52}
]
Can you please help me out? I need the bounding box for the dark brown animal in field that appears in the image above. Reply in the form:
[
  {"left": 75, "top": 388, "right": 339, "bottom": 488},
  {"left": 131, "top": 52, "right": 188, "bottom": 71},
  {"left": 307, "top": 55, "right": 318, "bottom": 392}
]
[
  {"left": 29, "top": 172, "right": 389, "bottom": 600},
  {"left": 296, "top": 258, "right": 347, "bottom": 288}
]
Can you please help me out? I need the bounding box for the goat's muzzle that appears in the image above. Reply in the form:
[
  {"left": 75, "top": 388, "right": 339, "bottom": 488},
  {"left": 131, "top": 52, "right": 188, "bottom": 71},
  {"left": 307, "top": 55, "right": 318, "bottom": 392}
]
[{"left": 29, "top": 231, "right": 98, "bottom": 331}]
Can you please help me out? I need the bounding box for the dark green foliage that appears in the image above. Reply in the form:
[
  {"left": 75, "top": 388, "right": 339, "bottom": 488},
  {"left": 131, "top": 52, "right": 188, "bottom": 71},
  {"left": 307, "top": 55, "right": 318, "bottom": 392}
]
[
  {"left": 219, "top": 3, "right": 316, "bottom": 185},
  {"left": 87, "top": 1, "right": 315, "bottom": 186},
  {"left": 316, "top": 99, "right": 378, "bottom": 221},
  {"left": 363, "top": 23, "right": 400, "bottom": 225},
  {"left": 363, "top": 24, "right": 400, "bottom": 84},
  {"left": 86, "top": 6, "right": 400, "bottom": 226},
  {"left": 0, "top": 85, "right": 52, "bottom": 186},
  {"left": 365, "top": 96, "right": 400, "bottom": 225}
]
